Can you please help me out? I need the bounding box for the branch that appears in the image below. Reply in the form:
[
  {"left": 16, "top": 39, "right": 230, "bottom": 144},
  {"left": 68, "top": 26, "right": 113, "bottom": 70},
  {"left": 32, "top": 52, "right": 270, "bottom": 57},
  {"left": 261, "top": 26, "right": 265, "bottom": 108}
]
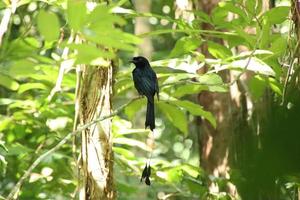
[
  {"left": 0, "top": 0, "right": 18, "bottom": 46},
  {"left": 6, "top": 97, "right": 139, "bottom": 200}
]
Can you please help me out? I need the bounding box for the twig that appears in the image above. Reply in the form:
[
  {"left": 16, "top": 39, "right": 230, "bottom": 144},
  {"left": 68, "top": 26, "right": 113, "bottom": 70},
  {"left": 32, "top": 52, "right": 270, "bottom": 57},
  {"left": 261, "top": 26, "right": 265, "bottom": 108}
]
[
  {"left": 0, "top": 0, "right": 18, "bottom": 46},
  {"left": 6, "top": 97, "right": 139, "bottom": 200},
  {"left": 47, "top": 33, "right": 74, "bottom": 101}
]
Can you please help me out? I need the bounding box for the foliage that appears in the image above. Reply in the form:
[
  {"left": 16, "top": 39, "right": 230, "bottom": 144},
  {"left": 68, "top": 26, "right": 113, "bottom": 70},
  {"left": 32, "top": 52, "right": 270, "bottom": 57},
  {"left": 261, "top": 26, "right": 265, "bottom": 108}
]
[{"left": 0, "top": 0, "right": 298, "bottom": 199}]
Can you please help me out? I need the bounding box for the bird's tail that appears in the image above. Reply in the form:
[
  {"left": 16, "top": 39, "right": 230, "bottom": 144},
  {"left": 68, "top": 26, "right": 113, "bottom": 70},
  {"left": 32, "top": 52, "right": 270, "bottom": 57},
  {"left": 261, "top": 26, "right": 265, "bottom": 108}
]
[{"left": 146, "top": 96, "right": 155, "bottom": 131}]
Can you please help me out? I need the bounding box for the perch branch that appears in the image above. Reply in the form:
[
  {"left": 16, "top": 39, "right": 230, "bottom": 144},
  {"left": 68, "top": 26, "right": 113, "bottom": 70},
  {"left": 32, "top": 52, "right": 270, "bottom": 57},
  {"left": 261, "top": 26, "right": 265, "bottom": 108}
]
[{"left": 6, "top": 97, "right": 139, "bottom": 200}]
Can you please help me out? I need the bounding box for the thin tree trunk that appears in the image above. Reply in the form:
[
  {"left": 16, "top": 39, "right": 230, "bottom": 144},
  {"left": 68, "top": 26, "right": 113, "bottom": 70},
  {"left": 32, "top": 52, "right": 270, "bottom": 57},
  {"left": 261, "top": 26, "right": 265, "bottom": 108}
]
[
  {"left": 134, "top": 0, "right": 153, "bottom": 59},
  {"left": 196, "top": 0, "right": 237, "bottom": 196},
  {"left": 78, "top": 64, "right": 114, "bottom": 200}
]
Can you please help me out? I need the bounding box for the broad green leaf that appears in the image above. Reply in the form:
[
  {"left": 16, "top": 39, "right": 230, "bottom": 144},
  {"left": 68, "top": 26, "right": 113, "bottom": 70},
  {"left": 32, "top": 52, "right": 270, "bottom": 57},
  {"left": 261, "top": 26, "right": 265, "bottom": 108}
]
[
  {"left": 124, "top": 98, "right": 146, "bottom": 120},
  {"left": 162, "top": 73, "right": 196, "bottom": 85},
  {"left": 68, "top": 43, "right": 115, "bottom": 64},
  {"left": 37, "top": 10, "right": 60, "bottom": 41},
  {"left": 9, "top": 59, "right": 36, "bottom": 78},
  {"left": 0, "top": 116, "right": 12, "bottom": 132},
  {"left": 169, "top": 37, "right": 201, "bottom": 58},
  {"left": 249, "top": 75, "right": 266, "bottom": 99},
  {"left": 207, "top": 41, "right": 232, "bottom": 59},
  {"left": 18, "top": 83, "right": 48, "bottom": 94},
  {"left": 67, "top": 0, "right": 87, "bottom": 31},
  {"left": 198, "top": 73, "right": 224, "bottom": 85},
  {"left": 159, "top": 167, "right": 183, "bottom": 183},
  {"left": 114, "top": 78, "right": 133, "bottom": 94},
  {"left": 259, "top": 17, "right": 271, "bottom": 49},
  {"left": 113, "top": 147, "right": 135, "bottom": 160},
  {"left": 245, "top": 0, "right": 256, "bottom": 16},
  {"left": 181, "top": 164, "right": 202, "bottom": 178},
  {"left": 268, "top": 77, "right": 282, "bottom": 96},
  {"left": 83, "top": 29, "right": 136, "bottom": 51},
  {"left": 0, "top": 98, "right": 15, "bottom": 105},
  {"left": 193, "top": 10, "right": 211, "bottom": 23},
  {"left": 113, "top": 138, "right": 150, "bottom": 151},
  {"left": 173, "top": 84, "right": 207, "bottom": 97},
  {"left": 232, "top": 57, "right": 275, "bottom": 76},
  {"left": 158, "top": 101, "right": 188, "bottom": 135},
  {"left": 6, "top": 143, "right": 33, "bottom": 155},
  {"left": 88, "top": 5, "right": 126, "bottom": 28},
  {"left": 0, "top": 74, "right": 19, "bottom": 90},
  {"left": 211, "top": 6, "right": 228, "bottom": 26},
  {"left": 222, "top": 2, "right": 248, "bottom": 23},
  {"left": 234, "top": 26, "right": 256, "bottom": 48},
  {"left": 262, "top": 6, "right": 290, "bottom": 24},
  {"left": 270, "top": 36, "right": 287, "bottom": 56},
  {"left": 170, "top": 100, "right": 216, "bottom": 128}
]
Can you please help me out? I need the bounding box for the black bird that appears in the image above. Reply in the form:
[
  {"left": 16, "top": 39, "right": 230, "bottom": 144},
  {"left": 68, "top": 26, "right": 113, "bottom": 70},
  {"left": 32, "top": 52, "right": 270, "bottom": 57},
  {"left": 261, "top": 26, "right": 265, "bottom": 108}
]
[{"left": 130, "top": 56, "right": 159, "bottom": 131}]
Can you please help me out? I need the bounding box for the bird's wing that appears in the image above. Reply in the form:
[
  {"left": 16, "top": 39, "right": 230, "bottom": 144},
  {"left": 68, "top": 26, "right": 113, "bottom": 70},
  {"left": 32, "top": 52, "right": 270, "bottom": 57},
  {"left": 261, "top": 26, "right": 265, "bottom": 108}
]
[{"left": 132, "top": 68, "right": 156, "bottom": 100}]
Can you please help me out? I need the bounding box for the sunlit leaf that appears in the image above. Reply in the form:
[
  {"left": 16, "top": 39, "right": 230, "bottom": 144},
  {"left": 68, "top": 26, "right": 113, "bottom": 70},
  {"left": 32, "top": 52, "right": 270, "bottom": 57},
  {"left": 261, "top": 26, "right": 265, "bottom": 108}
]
[
  {"left": 158, "top": 101, "right": 188, "bottom": 135},
  {"left": 67, "top": 43, "right": 115, "bottom": 64},
  {"left": 262, "top": 6, "right": 290, "bottom": 24},
  {"left": 67, "top": 0, "right": 87, "bottom": 31},
  {"left": 113, "top": 138, "right": 150, "bottom": 151},
  {"left": 169, "top": 36, "right": 201, "bottom": 58},
  {"left": 113, "top": 147, "right": 135, "bottom": 160},
  {"left": 37, "top": 10, "right": 60, "bottom": 41},
  {"left": 9, "top": 59, "right": 37, "bottom": 78},
  {"left": 0, "top": 74, "right": 19, "bottom": 91},
  {"left": 18, "top": 83, "right": 48, "bottom": 94},
  {"left": 249, "top": 75, "right": 266, "bottom": 99},
  {"left": 124, "top": 98, "right": 146, "bottom": 120},
  {"left": 207, "top": 41, "right": 232, "bottom": 59},
  {"left": 170, "top": 100, "right": 216, "bottom": 128}
]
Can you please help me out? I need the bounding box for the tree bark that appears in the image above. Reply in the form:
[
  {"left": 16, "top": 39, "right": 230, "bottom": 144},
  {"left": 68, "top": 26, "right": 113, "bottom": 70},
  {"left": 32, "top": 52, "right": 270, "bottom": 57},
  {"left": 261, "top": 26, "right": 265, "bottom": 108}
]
[
  {"left": 196, "top": 0, "right": 237, "bottom": 196},
  {"left": 78, "top": 65, "right": 114, "bottom": 200},
  {"left": 134, "top": 0, "right": 153, "bottom": 59}
]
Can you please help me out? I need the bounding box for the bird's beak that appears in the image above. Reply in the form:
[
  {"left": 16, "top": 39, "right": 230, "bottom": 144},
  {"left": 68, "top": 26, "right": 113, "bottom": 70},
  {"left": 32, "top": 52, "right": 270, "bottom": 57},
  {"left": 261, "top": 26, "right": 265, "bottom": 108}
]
[{"left": 129, "top": 60, "right": 135, "bottom": 64}]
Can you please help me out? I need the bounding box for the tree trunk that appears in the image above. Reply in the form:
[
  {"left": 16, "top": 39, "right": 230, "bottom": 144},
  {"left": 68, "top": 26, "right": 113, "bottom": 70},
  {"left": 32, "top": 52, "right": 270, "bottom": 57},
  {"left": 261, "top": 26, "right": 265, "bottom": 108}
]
[
  {"left": 134, "top": 0, "right": 153, "bottom": 59},
  {"left": 78, "top": 65, "right": 114, "bottom": 200},
  {"left": 195, "top": 0, "right": 237, "bottom": 195}
]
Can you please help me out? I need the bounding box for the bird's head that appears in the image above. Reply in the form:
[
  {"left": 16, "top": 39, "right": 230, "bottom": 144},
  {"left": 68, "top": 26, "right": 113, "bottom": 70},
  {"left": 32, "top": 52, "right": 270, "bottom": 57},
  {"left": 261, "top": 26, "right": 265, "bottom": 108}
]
[{"left": 130, "top": 56, "right": 150, "bottom": 68}]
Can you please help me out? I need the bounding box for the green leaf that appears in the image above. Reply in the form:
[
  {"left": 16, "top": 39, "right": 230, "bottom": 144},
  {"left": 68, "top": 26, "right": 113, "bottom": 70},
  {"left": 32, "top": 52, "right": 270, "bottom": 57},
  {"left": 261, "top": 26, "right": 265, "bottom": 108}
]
[
  {"left": 113, "top": 138, "right": 150, "bottom": 151},
  {"left": 37, "top": 10, "right": 60, "bottom": 41},
  {"left": 173, "top": 84, "right": 207, "bottom": 97},
  {"left": 211, "top": 6, "right": 228, "bottom": 26},
  {"left": 222, "top": 2, "right": 248, "bottom": 23},
  {"left": 124, "top": 98, "right": 146, "bottom": 120},
  {"left": 259, "top": 17, "right": 271, "bottom": 49},
  {"left": 88, "top": 5, "right": 126, "bottom": 28},
  {"left": 245, "top": 0, "right": 256, "bottom": 16},
  {"left": 6, "top": 143, "right": 33, "bottom": 155},
  {"left": 0, "top": 74, "right": 19, "bottom": 91},
  {"left": 0, "top": 98, "right": 15, "bottom": 105},
  {"left": 9, "top": 59, "right": 37, "bottom": 78},
  {"left": 113, "top": 147, "right": 135, "bottom": 160},
  {"left": 230, "top": 57, "right": 275, "bottom": 76},
  {"left": 262, "top": 6, "right": 290, "bottom": 24},
  {"left": 207, "top": 41, "right": 232, "bottom": 59},
  {"left": 170, "top": 100, "right": 216, "bottom": 128},
  {"left": 18, "top": 83, "right": 48, "bottom": 94},
  {"left": 198, "top": 73, "right": 224, "bottom": 85},
  {"left": 249, "top": 75, "right": 266, "bottom": 99},
  {"left": 269, "top": 36, "right": 287, "bottom": 56},
  {"left": 67, "top": 0, "right": 87, "bottom": 31},
  {"left": 268, "top": 77, "right": 282, "bottom": 96},
  {"left": 169, "top": 36, "right": 201, "bottom": 58},
  {"left": 67, "top": 43, "right": 115, "bottom": 64},
  {"left": 158, "top": 101, "right": 188, "bottom": 135}
]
